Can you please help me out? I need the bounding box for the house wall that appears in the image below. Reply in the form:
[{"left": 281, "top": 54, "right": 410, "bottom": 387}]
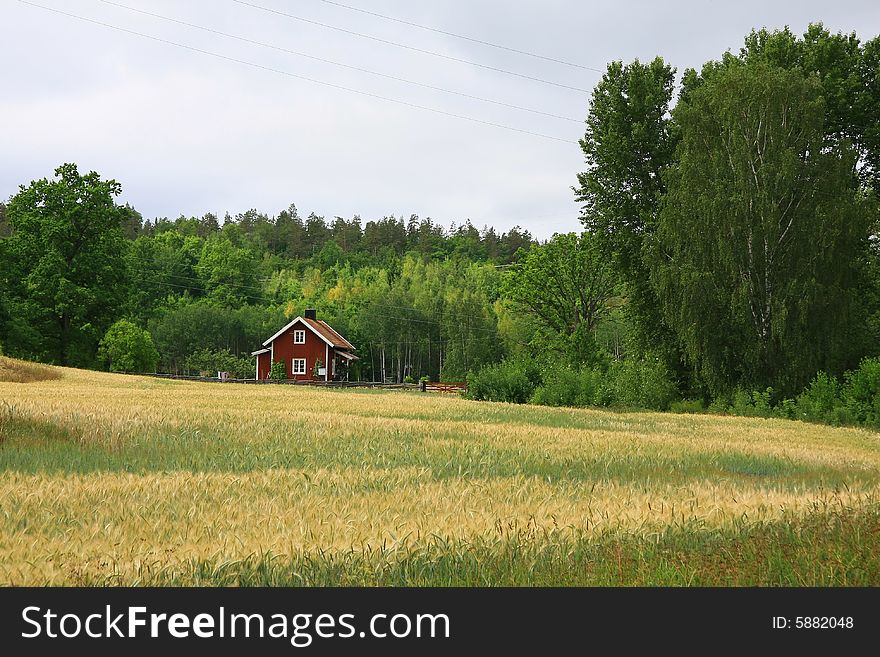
[
  {"left": 271, "top": 320, "right": 328, "bottom": 381},
  {"left": 256, "top": 352, "right": 271, "bottom": 380}
]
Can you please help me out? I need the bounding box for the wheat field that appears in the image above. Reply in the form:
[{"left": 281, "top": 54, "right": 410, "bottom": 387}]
[{"left": 2, "top": 360, "right": 879, "bottom": 585}]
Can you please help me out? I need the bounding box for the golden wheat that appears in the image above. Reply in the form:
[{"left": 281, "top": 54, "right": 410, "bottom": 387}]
[{"left": 1, "top": 364, "right": 879, "bottom": 584}]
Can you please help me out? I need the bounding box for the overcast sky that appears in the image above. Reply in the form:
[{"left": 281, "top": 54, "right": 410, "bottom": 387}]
[{"left": 1, "top": 0, "right": 878, "bottom": 238}]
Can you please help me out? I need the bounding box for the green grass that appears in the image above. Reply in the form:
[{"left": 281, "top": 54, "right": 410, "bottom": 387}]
[{"left": 0, "top": 413, "right": 870, "bottom": 491}]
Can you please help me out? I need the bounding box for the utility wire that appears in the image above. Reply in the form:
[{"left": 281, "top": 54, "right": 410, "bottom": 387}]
[
  {"left": 93, "top": 0, "right": 581, "bottom": 123},
  {"left": 230, "top": 0, "right": 592, "bottom": 93},
  {"left": 315, "top": 0, "right": 602, "bottom": 73},
  {"left": 16, "top": 0, "right": 575, "bottom": 144}
]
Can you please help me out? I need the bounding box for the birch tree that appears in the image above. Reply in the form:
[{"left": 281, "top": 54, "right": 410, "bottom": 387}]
[{"left": 650, "top": 61, "right": 869, "bottom": 394}]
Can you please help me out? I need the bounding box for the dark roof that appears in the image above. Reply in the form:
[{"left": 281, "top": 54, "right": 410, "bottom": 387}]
[{"left": 303, "top": 318, "right": 355, "bottom": 351}]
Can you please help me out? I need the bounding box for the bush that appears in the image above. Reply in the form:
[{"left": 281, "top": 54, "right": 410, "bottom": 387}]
[
  {"left": 669, "top": 399, "right": 706, "bottom": 414},
  {"left": 727, "top": 387, "right": 775, "bottom": 418},
  {"left": 842, "top": 357, "right": 880, "bottom": 427},
  {"left": 466, "top": 360, "right": 540, "bottom": 404},
  {"left": 525, "top": 359, "right": 677, "bottom": 411},
  {"left": 792, "top": 372, "right": 843, "bottom": 424},
  {"left": 403, "top": 375, "right": 415, "bottom": 384},
  {"left": 603, "top": 358, "right": 677, "bottom": 410},
  {"left": 98, "top": 320, "right": 159, "bottom": 373},
  {"left": 269, "top": 360, "right": 287, "bottom": 381},
  {"left": 708, "top": 394, "right": 730, "bottom": 414},
  {"left": 530, "top": 367, "right": 602, "bottom": 407}
]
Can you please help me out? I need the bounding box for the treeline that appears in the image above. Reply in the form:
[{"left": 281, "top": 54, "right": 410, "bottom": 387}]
[
  {"left": 0, "top": 170, "right": 533, "bottom": 381},
  {"left": 133, "top": 207, "right": 534, "bottom": 266},
  {"left": 468, "top": 23, "right": 880, "bottom": 430},
  {"left": 4, "top": 23, "right": 880, "bottom": 432}
]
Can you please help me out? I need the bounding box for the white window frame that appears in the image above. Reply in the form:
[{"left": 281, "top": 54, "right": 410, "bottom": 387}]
[
  {"left": 292, "top": 358, "right": 307, "bottom": 375},
  {"left": 293, "top": 330, "right": 306, "bottom": 344}
]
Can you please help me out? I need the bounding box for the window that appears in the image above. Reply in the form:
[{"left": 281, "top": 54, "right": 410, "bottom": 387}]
[
  {"left": 293, "top": 330, "right": 306, "bottom": 344},
  {"left": 292, "top": 358, "right": 307, "bottom": 375}
]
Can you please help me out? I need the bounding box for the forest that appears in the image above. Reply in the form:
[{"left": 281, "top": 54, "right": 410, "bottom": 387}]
[{"left": 2, "top": 24, "right": 880, "bottom": 426}]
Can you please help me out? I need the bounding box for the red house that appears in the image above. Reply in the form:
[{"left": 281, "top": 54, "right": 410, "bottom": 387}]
[{"left": 252, "top": 309, "right": 358, "bottom": 381}]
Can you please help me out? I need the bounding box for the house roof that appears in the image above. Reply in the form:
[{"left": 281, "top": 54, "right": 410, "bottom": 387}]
[
  {"left": 262, "top": 316, "right": 355, "bottom": 351},
  {"left": 305, "top": 318, "right": 355, "bottom": 351},
  {"left": 251, "top": 348, "right": 270, "bottom": 356}
]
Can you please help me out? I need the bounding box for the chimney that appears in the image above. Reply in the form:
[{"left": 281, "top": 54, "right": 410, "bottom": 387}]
[{"left": 304, "top": 308, "right": 317, "bottom": 320}]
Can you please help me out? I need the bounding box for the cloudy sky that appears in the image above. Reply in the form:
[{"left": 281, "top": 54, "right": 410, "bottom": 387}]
[{"left": 1, "top": 0, "right": 878, "bottom": 238}]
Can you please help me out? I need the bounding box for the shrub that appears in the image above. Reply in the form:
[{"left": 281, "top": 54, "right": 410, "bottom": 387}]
[
  {"left": 842, "top": 357, "right": 880, "bottom": 427},
  {"left": 98, "top": 320, "right": 159, "bottom": 373},
  {"left": 708, "top": 394, "right": 730, "bottom": 414},
  {"left": 669, "top": 399, "right": 706, "bottom": 414},
  {"left": 466, "top": 360, "right": 540, "bottom": 404},
  {"left": 792, "top": 372, "right": 842, "bottom": 424},
  {"left": 604, "top": 358, "right": 677, "bottom": 410},
  {"left": 526, "top": 359, "right": 677, "bottom": 411},
  {"left": 403, "top": 375, "right": 415, "bottom": 384},
  {"left": 530, "top": 367, "right": 602, "bottom": 407},
  {"left": 726, "top": 387, "right": 775, "bottom": 418},
  {"left": 269, "top": 360, "right": 287, "bottom": 381}
]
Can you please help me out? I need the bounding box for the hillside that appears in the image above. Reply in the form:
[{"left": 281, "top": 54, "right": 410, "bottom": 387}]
[{"left": 1, "top": 360, "right": 879, "bottom": 585}]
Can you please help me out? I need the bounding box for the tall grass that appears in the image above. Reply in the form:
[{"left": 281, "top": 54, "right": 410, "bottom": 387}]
[
  {"left": 1, "top": 361, "right": 879, "bottom": 585},
  {"left": 0, "top": 356, "right": 61, "bottom": 383}
]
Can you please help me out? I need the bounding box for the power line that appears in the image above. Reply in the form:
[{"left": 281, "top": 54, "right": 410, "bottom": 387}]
[
  {"left": 16, "top": 0, "right": 575, "bottom": 144},
  {"left": 94, "top": 0, "right": 581, "bottom": 124},
  {"left": 230, "top": 0, "right": 592, "bottom": 94},
  {"left": 314, "top": 0, "right": 603, "bottom": 73}
]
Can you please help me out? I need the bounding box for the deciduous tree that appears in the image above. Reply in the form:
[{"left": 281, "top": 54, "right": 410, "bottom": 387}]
[
  {"left": 4, "top": 163, "right": 128, "bottom": 365},
  {"left": 650, "top": 62, "right": 871, "bottom": 394}
]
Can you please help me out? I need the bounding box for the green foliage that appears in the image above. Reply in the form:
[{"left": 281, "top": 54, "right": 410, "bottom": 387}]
[
  {"left": 841, "top": 357, "right": 880, "bottom": 426},
  {"left": 526, "top": 359, "right": 677, "bottom": 411},
  {"left": 196, "top": 235, "right": 260, "bottom": 306},
  {"left": 148, "top": 300, "right": 284, "bottom": 374},
  {"left": 269, "top": 360, "right": 287, "bottom": 381},
  {"left": 503, "top": 232, "right": 617, "bottom": 365},
  {"left": 703, "top": 359, "right": 880, "bottom": 429},
  {"left": 669, "top": 399, "right": 706, "bottom": 414},
  {"left": 651, "top": 60, "right": 869, "bottom": 395},
  {"left": 730, "top": 388, "right": 775, "bottom": 418},
  {"left": 97, "top": 320, "right": 158, "bottom": 373},
  {"left": 790, "top": 372, "right": 843, "bottom": 423},
  {"left": 3, "top": 163, "right": 128, "bottom": 366},
  {"left": 530, "top": 366, "right": 603, "bottom": 407},
  {"left": 602, "top": 358, "right": 677, "bottom": 410},
  {"left": 465, "top": 360, "right": 541, "bottom": 404},
  {"left": 739, "top": 24, "right": 880, "bottom": 193},
  {"left": 184, "top": 348, "right": 255, "bottom": 379},
  {"left": 575, "top": 57, "right": 683, "bottom": 374}
]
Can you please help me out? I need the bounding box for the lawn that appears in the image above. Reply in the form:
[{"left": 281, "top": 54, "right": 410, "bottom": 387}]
[{"left": 1, "top": 358, "right": 879, "bottom": 585}]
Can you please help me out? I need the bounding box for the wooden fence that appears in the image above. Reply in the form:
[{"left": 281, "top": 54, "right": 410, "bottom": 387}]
[
  {"left": 420, "top": 381, "right": 468, "bottom": 393},
  {"left": 120, "top": 372, "right": 468, "bottom": 393},
  {"left": 120, "top": 372, "right": 420, "bottom": 389}
]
